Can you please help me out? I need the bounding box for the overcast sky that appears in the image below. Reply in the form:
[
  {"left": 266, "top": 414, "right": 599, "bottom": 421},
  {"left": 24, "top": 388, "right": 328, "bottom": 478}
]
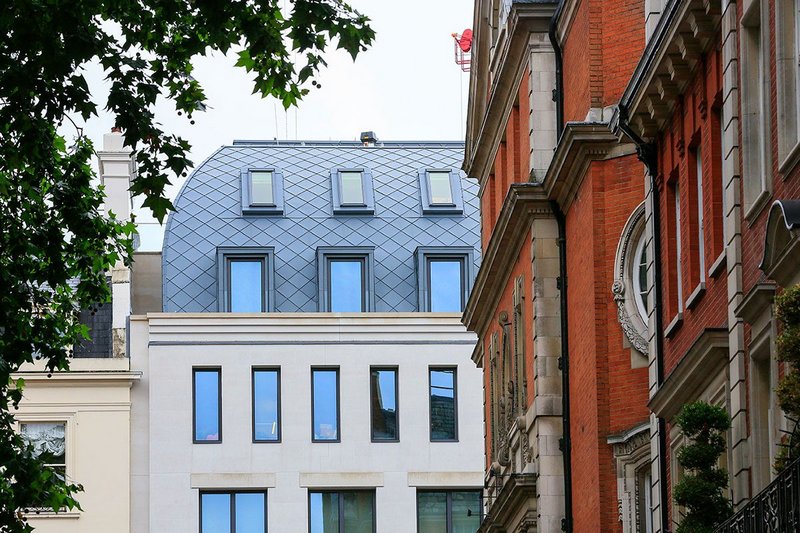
[{"left": 78, "top": 1, "right": 473, "bottom": 248}]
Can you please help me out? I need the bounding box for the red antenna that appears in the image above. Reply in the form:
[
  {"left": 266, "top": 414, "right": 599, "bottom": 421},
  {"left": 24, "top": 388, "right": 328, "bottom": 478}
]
[{"left": 452, "top": 29, "right": 472, "bottom": 72}]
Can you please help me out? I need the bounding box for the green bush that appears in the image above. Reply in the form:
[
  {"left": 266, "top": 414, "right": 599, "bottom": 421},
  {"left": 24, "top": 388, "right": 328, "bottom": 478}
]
[
  {"left": 673, "top": 401, "right": 732, "bottom": 533},
  {"left": 775, "top": 285, "right": 800, "bottom": 469}
]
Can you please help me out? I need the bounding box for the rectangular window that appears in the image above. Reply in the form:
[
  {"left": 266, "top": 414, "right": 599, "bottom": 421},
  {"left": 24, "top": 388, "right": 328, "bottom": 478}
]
[
  {"left": 674, "top": 182, "right": 683, "bottom": 310},
  {"left": 241, "top": 167, "right": 284, "bottom": 215},
  {"left": 415, "top": 247, "right": 473, "bottom": 312},
  {"left": 194, "top": 368, "right": 222, "bottom": 443},
  {"left": 329, "top": 259, "right": 365, "bottom": 312},
  {"left": 229, "top": 258, "right": 265, "bottom": 312},
  {"left": 217, "top": 247, "right": 275, "bottom": 312},
  {"left": 317, "top": 247, "right": 375, "bottom": 312},
  {"left": 308, "top": 491, "right": 375, "bottom": 532},
  {"left": 252, "top": 368, "right": 280, "bottom": 442},
  {"left": 331, "top": 169, "right": 374, "bottom": 215},
  {"left": 250, "top": 171, "right": 274, "bottom": 205},
  {"left": 312, "top": 368, "right": 340, "bottom": 442},
  {"left": 428, "top": 171, "right": 454, "bottom": 205},
  {"left": 429, "top": 367, "right": 457, "bottom": 441},
  {"left": 428, "top": 259, "right": 465, "bottom": 312},
  {"left": 419, "top": 169, "right": 464, "bottom": 214},
  {"left": 20, "top": 422, "right": 66, "bottom": 480},
  {"left": 417, "top": 491, "right": 481, "bottom": 532},
  {"left": 695, "top": 145, "right": 705, "bottom": 280},
  {"left": 370, "top": 367, "right": 398, "bottom": 441},
  {"left": 340, "top": 171, "right": 365, "bottom": 205},
  {"left": 200, "top": 491, "right": 267, "bottom": 533}
]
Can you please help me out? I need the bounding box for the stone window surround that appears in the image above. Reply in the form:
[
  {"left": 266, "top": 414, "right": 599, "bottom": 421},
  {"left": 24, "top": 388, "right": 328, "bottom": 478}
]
[
  {"left": 740, "top": 0, "right": 773, "bottom": 221},
  {"left": 775, "top": 0, "right": 800, "bottom": 174},
  {"left": 17, "top": 413, "right": 79, "bottom": 519},
  {"left": 240, "top": 167, "right": 285, "bottom": 216},
  {"left": 417, "top": 169, "right": 464, "bottom": 215},
  {"left": 608, "top": 423, "right": 651, "bottom": 533},
  {"left": 215, "top": 247, "right": 276, "bottom": 313},
  {"left": 613, "top": 202, "right": 650, "bottom": 361}
]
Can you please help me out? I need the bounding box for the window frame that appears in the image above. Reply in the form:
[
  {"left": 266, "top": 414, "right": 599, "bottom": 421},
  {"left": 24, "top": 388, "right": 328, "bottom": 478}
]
[
  {"left": 414, "top": 247, "right": 474, "bottom": 312},
  {"left": 330, "top": 167, "right": 375, "bottom": 215},
  {"left": 199, "top": 489, "right": 268, "bottom": 533},
  {"left": 418, "top": 169, "right": 464, "bottom": 215},
  {"left": 428, "top": 366, "right": 459, "bottom": 442},
  {"left": 370, "top": 366, "right": 400, "bottom": 442},
  {"left": 216, "top": 247, "right": 276, "bottom": 312},
  {"left": 193, "top": 367, "right": 223, "bottom": 444},
  {"left": 307, "top": 490, "right": 377, "bottom": 533},
  {"left": 316, "top": 247, "right": 375, "bottom": 312},
  {"left": 311, "top": 367, "right": 341, "bottom": 443},
  {"left": 252, "top": 367, "right": 281, "bottom": 444},
  {"left": 240, "top": 167, "right": 285, "bottom": 215},
  {"left": 416, "top": 490, "right": 483, "bottom": 532}
]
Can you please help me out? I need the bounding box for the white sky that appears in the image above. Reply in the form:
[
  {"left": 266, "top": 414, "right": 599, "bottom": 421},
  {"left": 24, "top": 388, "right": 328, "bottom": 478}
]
[{"left": 77, "top": 1, "right": 474, "bottom": 249}]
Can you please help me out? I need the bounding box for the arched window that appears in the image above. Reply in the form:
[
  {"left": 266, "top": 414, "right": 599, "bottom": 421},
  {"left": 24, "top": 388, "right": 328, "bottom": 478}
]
[{"left": 613, "top": 203, "right": 649, "bottom": 356}]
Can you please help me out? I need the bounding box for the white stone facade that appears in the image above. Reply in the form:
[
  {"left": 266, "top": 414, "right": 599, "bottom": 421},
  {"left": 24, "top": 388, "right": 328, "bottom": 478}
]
[{"left": 129, "top": 313, "right": 484, "bottom": 532}]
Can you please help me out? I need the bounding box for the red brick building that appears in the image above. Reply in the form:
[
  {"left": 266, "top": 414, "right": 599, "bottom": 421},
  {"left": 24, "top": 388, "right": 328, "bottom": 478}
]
[{"left": 463, "top": 0, "right": 800, "bottom": 532}]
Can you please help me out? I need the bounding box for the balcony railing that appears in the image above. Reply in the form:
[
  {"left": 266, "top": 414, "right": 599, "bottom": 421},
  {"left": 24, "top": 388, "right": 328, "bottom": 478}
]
[{"left": 714, "top": 456, "right": 800, "bottom": 532}]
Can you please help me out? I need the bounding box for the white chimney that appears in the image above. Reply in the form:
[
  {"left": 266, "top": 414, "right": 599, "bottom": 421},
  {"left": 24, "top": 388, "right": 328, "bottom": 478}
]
[{"left": 96, "top": 129, "right": 135, "bottom": 357}]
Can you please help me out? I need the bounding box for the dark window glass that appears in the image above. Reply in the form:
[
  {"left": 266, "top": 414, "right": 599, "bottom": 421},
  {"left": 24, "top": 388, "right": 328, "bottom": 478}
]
[
  {"left": 200, "top": 491, "right": 266, "bottom": 533},
  {"left": 309, "top": 491, "right": 375, "bottom": 532},
  {"left": 312, "top": 369, "right": 339, "bottom": 441},
  {"left": 340, "top": 171, "right": 365, "bottom": 205},
  {"left": 250, "top": 171, "right": 274, "bottom": 205},
  {"left": 428, "top": 172, "right": 453, "bottom": 205},
  {"left": 429, "top": 368, "right": 457, "bottom": 441},
  {"left": 329, "top": 259, "right": 364, "bottom": 312},
  {"left": 253, "top": 369, "right": 280, "bottom": 442},
  {"left": 194, "top": 369, "right": 221, "bottom": 442},
  {"left": 417, "top": 491, "right": 481, "bottom": 533},
  {"left": 370, "top": 368, "right": 398, "bottom": 441},
  {"left": 229, "top": 259, "right": 264, "bottom": 312},
  {"left": 428, "top": 260, "right": 464, "bottom": 312}
]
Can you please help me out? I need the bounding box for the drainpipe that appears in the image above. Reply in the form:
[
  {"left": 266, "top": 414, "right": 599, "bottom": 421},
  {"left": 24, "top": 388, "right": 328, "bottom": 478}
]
[
  {"left": 549, "top": 1, "right": 565, "bottom": 140},
  {"left": 551, "top": 201, "right": 572, "bottom": 533},
  {"left": 617, "top": 104, "right": 670, "bottom": 533},
  {"left": 549, "top": 3, "right": 571, "bottom": 532}
]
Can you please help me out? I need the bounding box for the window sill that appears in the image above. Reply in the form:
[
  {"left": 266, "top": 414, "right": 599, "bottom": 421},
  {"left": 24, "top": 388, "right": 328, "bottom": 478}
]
[
  {"left": 332, "top": 207, "right": 374, "bottom": 216},
  {"left": 685, "top": 282, "right": 706, "bottom": 310},
  {"left": 421, "top": 206, "right": 464, "bottom": 216},
  {"left": 242, "top": 206, "right": 283, "bottom": 216},
  {"left": 779, "top": 139, "right": 800, "bottom": 178},
  {"left": 665, "top": 313, "right": 683, "bottom": 339},
  {"left": 744, "top": 189, "right": 772, "bottom": 225},
  {"left": 708, "top": 250, "right": 727, "bottom": 279}
]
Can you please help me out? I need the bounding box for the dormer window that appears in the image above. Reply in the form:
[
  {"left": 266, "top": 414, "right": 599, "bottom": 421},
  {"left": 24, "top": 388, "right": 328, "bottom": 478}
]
[
  {"left": 331, "top": 168, "right": 375, "bottom": 215},
  {"left": 241, "top": 167, "right": 284, "bottom": 215},
  {"left": 428, "top": 171, "right": 453, "bottom": 205},
  {"left": 419, "top": 169, "right": 464, "bottom": 215}
]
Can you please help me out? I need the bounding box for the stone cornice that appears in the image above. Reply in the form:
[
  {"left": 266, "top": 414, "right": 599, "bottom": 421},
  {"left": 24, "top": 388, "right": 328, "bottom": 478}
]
[
  {"left": 478, "top": 473, "right": 538, "bottom": 533},
  {"left": 735, "top": 283, "right": 777, "bottom": 325},
  {"left": 649, "top": 328, "right": 728, "bottom": 420},
  {"left": 462, "top": 185, "right": 552, "bottom": 343},
  {"left": 542, "top": 122, "right": 636, "bottom": 211},
  {"left": 463, "top": 2, "right": 557, "bottom": 188},
  {"left": 617, "top": 0, "right": 722, "bottom": 139}
]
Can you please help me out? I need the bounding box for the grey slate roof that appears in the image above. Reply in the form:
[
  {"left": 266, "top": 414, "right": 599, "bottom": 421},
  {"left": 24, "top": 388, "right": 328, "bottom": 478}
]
[{"left": 162, "top": 140, "right": 481, "bottom": 312}]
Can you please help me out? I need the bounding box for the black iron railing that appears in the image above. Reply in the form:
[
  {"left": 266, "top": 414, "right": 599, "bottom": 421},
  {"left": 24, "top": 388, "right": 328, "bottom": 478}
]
[{"left": 714, "top": 456, "right": 800, "bottom": 532}]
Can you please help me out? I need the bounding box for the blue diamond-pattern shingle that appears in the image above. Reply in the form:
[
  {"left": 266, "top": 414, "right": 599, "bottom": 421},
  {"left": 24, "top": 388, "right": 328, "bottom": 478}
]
[{"left": 162, "top": 141, "right": 481, "bottom": 312}]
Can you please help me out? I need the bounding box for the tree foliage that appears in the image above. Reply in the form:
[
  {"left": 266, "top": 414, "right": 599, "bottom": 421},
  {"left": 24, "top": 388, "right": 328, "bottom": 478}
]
[
  {"left": 0, "top": 1, "right": 373, "bottom": 530},
  {"left": 673, "top": 401, "right": 732, "bottom": 533},
  {"left": 774, "top": 284, "right": 800, "bottom": 471}
]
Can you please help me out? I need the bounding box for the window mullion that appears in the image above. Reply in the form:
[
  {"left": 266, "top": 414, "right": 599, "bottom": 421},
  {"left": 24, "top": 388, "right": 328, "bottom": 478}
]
[
  {"left": 339, "top": 491, "right": 346, "bottom": 533},
  {"left": 230, "top": 492, "right": 236, "bottom": 533},
  {"left": 446, "top": 491, "right": 453, "bottom": 533}
]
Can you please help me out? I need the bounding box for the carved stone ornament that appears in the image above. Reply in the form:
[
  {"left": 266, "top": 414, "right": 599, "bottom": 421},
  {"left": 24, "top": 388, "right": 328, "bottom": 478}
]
[{"left": 612, "top": 203, "right": 649, "bottom": 355}]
